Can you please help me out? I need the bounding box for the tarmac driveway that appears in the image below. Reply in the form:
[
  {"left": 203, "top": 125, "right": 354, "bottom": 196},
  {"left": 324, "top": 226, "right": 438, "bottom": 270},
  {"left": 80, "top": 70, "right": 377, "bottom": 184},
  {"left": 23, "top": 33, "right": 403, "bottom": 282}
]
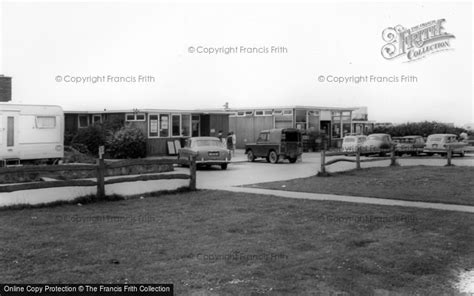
[{"left": 189, "top": 151, "right": 474, "bottom": 189}]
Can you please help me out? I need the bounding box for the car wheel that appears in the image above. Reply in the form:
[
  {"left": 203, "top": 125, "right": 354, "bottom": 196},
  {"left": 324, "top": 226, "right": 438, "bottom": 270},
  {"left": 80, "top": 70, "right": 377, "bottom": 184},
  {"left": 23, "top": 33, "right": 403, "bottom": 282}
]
[
  {"left": 247, "top": 150, "right": 256, "bottom": 162},
  {"left": 289, "top": 157, "right": 297, "bottom": 163},
  {"left": 268, "top": 150, "right": 279, "bottom": 164},
  {"left": 221, "top": 163, "right": 228, "bottom": 170}
]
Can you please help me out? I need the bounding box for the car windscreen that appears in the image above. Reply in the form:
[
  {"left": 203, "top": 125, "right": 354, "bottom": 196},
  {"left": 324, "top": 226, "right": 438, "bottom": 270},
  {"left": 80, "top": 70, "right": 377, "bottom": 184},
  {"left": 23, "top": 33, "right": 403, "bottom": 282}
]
[
  {"left": 400, "top": 138, "right": 415, "bottom": 143},
  {"left": 367, "top": 135, "right": 382, "bottom": 141},
  {"left": 427, "top": 136, "right": 442, "bottom": 142},
  {"left": 343, "top": 138, "right": 356, "bottom": 143},
  {"left": 193, "top": 140, "right": 223, "bottom": 147}
]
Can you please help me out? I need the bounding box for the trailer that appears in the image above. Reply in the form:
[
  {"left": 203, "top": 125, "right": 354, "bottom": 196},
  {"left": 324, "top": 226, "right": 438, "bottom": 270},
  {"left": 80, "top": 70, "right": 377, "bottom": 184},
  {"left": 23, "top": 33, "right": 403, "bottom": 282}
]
[{"left": 0, "top": 104, "right": 64, "bottom": 166}]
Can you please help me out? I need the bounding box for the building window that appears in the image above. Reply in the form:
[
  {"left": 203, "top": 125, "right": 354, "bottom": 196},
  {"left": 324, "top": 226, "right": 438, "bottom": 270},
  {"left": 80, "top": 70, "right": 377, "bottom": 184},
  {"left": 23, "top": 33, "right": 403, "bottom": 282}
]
[
  {"left": 308, "top": 110, "right": 319, "bottom": 116},
  {"left": 36, "top": 116, "right": 56, "bottom": 129},
  {"left": 78, "top": 115, "right": 89, "bottom": 128},
  {"left": 255, "top": 110, "right": 272, "bottom": 116},
  {"left": 245, "top": 111, "right": 253, "bottom": 116},
  {"left": 236, "top": 111, "right": 245, "bottom": 116},
  {"left": 273, "top": 110, "right": 283, "bottom": 115},
  {"left": 171, "top": 114, "right": 181, "bottom": 137},
  {"left": 160, "top": 114, "right": 169, "bottom": 137},
  {"left": 283, "top": 109, "right": 293, "bottom": 115},
  {"left": 92, "top": 114, "right": 102, "bottom": 124},
  {"left": 229, "top": 112, "right": 238, "bottom": 117},
  {"left": 182, "top": 114, "right": 191, "bottom": 137},
  {"left": 149, "top": 114, "right": 159, "bottom": 137},
  {"left": 126, "top": 113, "right": 146, "bottom": 121}
]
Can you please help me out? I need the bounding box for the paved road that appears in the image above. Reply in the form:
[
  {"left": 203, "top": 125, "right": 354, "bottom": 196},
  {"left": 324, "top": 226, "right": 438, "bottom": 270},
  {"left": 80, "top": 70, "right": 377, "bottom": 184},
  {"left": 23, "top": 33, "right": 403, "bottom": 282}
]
[
  {"left": 190, "top": 151, "right": 474, "bottom": 189},
  {"left": 181, "top": 151, "right": 474, "bottom": 212}
]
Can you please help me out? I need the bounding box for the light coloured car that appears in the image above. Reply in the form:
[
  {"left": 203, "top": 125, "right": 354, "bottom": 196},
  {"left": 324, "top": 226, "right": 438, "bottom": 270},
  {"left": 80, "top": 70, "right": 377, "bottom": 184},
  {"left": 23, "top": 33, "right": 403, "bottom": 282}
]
[
  {"left": 423, "top": 134, "right": 466, "bottom": 157},
  {"left": 342, "top": 135, "right": 367, "bottom": 154},
  {"left": 178, "top": 137, "right": 231, "bottom": 169}
]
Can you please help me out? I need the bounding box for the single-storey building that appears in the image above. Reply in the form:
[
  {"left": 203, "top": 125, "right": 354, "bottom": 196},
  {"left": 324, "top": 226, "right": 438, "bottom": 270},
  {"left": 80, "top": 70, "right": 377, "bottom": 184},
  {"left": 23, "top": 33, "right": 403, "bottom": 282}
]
[
  {"left": 65, "top": 109, "right": 230, "bottom": 156},
  {"left": 228, "top": 106, "right": 372, "bottom": 149}
]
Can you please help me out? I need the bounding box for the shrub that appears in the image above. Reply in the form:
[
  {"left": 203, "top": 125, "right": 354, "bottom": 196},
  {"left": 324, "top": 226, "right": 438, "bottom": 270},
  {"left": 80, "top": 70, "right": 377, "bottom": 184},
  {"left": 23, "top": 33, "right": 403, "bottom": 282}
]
[
  {"left": 107, "top": 126, "right": 147, "bottom": 159},
  {"left": 71, "top": 125, "right": 107, "bottom": 155},
  {"left": 373, "top": 121, "right": 466, "bottom": 137}
]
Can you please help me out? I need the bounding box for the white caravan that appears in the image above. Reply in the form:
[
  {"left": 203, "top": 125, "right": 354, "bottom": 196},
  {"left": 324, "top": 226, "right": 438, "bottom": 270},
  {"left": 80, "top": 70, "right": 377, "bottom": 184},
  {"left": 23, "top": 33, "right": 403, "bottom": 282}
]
[{"left": 0, "top": 104, "right": 64, "bottom": 164}]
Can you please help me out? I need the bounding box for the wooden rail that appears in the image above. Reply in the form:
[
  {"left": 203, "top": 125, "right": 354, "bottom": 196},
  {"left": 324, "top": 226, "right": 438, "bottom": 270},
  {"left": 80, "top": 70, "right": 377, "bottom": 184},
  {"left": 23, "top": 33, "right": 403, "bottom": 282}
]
[
  {"left": 318, "top": 145, "right": 457, "bottom": 175},
  {"left": 0, "top": 156, "right": 197, "bottom": 196}
]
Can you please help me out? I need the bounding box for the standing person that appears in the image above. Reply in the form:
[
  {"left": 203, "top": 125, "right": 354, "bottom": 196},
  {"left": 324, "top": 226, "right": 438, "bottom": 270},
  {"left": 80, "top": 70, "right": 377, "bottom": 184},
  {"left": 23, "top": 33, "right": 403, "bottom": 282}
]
[
  {"left": 231, "top": 131, "right": 236, "bottom": 156},
  {"left": 217, "top": 130, "right": 224, "bottom": 146},
  {"left": 226, "top": 132, "right": 233, "bottom": 152}
]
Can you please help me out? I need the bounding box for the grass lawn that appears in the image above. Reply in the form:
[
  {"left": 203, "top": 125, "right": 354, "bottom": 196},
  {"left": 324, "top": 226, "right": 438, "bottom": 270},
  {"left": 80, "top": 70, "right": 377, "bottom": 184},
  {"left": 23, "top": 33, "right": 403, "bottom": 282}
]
[
  {"left": 247, "top": 166, "right": 474, "bottom": 206},
  {"left": 1, "top": 190, "right": 474, "bottom": 295}
]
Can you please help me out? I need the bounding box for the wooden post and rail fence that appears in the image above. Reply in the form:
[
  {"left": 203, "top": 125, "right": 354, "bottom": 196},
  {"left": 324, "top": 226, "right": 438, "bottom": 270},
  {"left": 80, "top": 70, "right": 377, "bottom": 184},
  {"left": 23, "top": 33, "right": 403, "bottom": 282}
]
[
  {"left": 0, "top": 156, "right": 197, "bottom": 197},
  {"left": 319, "top": 145, "right": 457, "bottom": 175}
]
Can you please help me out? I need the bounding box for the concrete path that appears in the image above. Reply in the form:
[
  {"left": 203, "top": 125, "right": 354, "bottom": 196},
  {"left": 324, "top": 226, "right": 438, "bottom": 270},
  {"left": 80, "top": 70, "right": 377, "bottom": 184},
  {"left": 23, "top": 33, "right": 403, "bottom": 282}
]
[{"left": 204, "top": 185, "right": 474, "bottom": 213}]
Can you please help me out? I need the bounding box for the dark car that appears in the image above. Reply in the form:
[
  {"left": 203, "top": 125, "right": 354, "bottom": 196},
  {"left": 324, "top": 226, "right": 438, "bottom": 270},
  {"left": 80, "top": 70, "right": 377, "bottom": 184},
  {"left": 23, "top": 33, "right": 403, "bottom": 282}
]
[
  {"left": 394, "top": 136, "right": 425, "bottom": 156},
  {"left": 178, "top": 137, "right": 231, "bottom": 170},
  {"left": 360, "top": 133, "right": 393, "bottom": 156},
  {"left": 245, "top": 128, "right": 303, "bottom": 163}
]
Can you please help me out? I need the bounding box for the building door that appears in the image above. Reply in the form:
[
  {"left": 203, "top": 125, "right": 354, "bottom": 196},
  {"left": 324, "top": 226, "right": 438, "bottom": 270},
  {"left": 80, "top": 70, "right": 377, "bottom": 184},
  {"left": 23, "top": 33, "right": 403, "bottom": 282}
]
[
  {"left": 192, "top": 115, "right": 200, "bottom": 137},
  {"left": 200, "top": 115, "right": 210, "bottom": 136},
  {"left": 1, "top": 111, "right": 20, "bottom": 158},
  {"left": 320, "top": 120, "right": 331, "bottom": 149}
]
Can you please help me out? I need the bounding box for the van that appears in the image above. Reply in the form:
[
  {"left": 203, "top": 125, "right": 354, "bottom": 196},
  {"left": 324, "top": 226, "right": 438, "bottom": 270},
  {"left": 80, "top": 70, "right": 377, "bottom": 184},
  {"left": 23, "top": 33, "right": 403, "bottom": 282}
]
[
  {"left": 342, "top": 135, "right": 367, "bottom": 154},
  {"left": 245, "top": 128, "right": 303, "bottom": 163}
]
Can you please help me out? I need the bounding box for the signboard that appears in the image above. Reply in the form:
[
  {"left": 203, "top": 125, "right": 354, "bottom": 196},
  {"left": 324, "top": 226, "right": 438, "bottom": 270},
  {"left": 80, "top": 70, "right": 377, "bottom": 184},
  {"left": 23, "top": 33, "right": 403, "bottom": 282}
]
[{"left": 98, "top": 145, "right": 105, "bottom": 158}]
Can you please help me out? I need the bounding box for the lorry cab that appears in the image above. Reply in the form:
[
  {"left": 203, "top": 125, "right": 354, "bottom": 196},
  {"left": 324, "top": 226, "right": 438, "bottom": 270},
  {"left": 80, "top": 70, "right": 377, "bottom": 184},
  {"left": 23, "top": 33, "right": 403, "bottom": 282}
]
[{"left": 245, "top": 128, "right": 302, "bottom": 163}]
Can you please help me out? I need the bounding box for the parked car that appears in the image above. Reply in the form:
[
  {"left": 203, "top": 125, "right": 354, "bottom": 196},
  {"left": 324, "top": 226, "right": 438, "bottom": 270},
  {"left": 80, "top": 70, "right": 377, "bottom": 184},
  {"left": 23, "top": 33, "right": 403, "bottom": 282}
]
[
  {"left": 177, "top": 137, "right": 231, "bottom": 169},
  {"left": 245, "top": 128, "right": 302, "bottom": 163},
  {"left": 423, "top": 134, "right": 466, "bottom": 157},
  {"left": 394, "top": 136, "right": 425, "bottom": 156},
  {"left": 342, "top": 135, "right": 367, "bottom": 154},
  {"left": 360, "top": 133, "right": 393, "bottom": 156}
]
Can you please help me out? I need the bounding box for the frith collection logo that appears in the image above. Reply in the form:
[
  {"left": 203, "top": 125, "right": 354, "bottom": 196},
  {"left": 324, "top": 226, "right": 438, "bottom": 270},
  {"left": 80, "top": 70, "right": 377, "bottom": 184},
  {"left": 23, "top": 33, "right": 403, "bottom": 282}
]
[{"left": 381, "top": 19, "right": 455, "bottom": 62}]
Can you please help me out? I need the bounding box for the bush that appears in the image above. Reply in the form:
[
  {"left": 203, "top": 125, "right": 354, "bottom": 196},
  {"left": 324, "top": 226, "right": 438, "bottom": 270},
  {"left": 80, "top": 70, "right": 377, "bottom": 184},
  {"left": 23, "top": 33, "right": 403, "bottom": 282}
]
[
  {"left": 71, "top": 125, "right": 107, "bottom": 155},
  {"left": 373, "top": 121, "right": 466, "bottom": 137},
  {"left": 107, "top": 126, "right": 147, "bottom": 159}
]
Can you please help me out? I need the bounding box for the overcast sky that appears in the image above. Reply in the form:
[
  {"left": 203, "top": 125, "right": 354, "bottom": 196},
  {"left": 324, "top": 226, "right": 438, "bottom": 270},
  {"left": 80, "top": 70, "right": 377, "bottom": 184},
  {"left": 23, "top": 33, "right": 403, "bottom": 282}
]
[{"left": 1, "top": 1, "right": 472, "bottom": 125}]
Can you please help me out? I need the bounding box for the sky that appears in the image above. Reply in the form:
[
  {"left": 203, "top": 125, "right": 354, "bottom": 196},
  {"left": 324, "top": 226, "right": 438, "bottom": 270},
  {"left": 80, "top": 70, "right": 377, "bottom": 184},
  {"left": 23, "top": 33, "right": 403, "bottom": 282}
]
[{"left": 0, "top": 0, "right": 472, "bottom": 125}]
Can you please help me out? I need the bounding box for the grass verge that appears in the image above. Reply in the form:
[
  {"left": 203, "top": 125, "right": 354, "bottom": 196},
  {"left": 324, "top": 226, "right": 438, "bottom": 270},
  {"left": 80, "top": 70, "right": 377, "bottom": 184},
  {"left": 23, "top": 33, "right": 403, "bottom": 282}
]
[
  {"left": 0, "top": 190, "right": 473, "bottom": 295},
  {"left": 248, "top": 166, "right": 474, "bottom": 206}
]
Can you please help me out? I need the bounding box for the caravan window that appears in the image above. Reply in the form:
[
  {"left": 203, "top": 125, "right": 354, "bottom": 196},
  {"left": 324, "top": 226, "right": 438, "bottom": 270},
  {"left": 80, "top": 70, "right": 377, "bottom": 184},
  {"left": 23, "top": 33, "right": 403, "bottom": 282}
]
[{"left": 36, "top": 116, "right": 56, "bottom": 129}]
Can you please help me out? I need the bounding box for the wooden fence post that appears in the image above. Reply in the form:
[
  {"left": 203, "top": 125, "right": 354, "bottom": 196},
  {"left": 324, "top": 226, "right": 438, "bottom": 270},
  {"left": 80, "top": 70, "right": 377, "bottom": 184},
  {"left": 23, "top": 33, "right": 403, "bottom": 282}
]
[
  {"left": 390, "top": 145, "right": 398, "bottom": 167},
  {"left": 356, "top": 148, "right": 361, "bottom": 169},
  {"left": 189, "top": 155, "right": 197, "bottom": 190},
  {"left": 319, "top": 150, "right": 326, "bottom": 175},
  {"left": 446, "top": 146, "right": 452, "bottom": 166},
  {"left": 96, "top": 158, "right": 106, "bottom": 199}
]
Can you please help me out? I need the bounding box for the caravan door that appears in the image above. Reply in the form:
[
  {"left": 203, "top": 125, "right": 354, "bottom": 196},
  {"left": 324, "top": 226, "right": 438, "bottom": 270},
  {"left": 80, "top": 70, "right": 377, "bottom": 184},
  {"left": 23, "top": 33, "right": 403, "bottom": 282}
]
[{"left": 0, "top": 111, "right": 20, "bottom": 159}]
